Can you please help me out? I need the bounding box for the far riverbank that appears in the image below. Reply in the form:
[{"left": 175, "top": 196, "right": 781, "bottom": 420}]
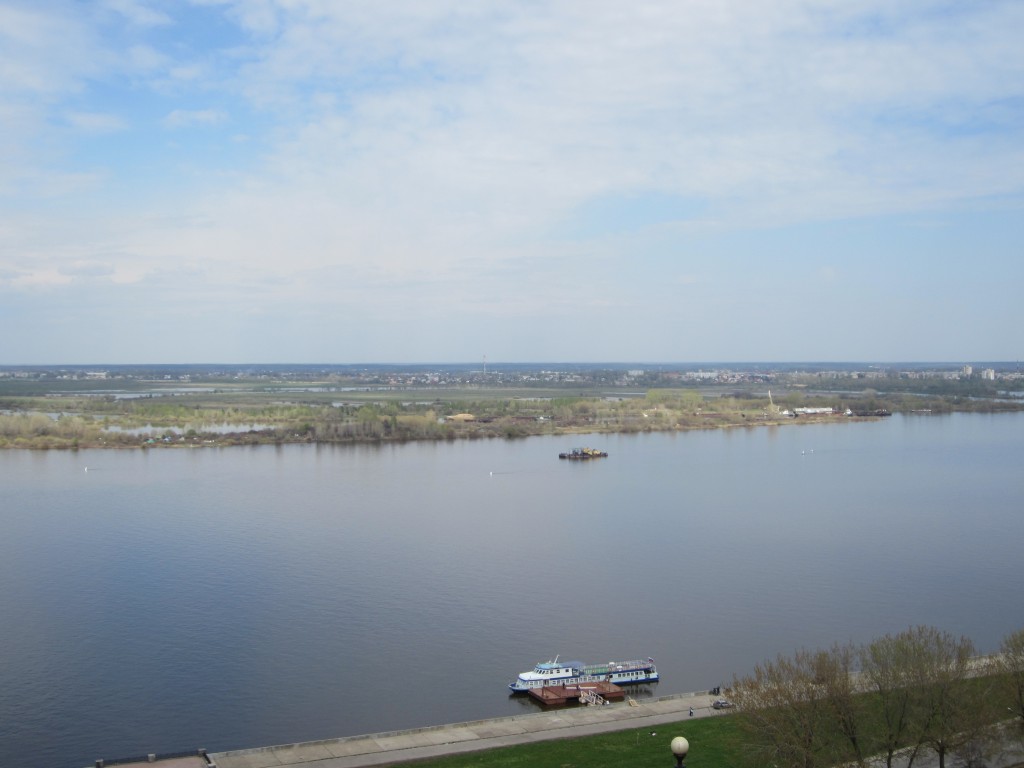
[
  {"left": 0, "top": 408, "right": 894, "bottom": 450},
  {"left": 5, "top": 383, "right": 1022, "bottom": 450}
]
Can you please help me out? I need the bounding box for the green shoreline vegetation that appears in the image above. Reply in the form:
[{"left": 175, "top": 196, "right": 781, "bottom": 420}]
[{"left": 1, "top": 367, "right": 1022, "bottom": 450}]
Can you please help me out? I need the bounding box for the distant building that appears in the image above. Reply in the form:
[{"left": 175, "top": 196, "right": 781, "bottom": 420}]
[
  {"left": 982, "top": 369, "right": 996, "bottom": 381},
  {"left": 962, "top": 365, "right": 973, "bottom": 377}
]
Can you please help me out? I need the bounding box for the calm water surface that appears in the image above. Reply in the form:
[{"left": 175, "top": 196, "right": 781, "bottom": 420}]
[{"left": 1, "top": 413, "right": 1022, "bottom": 767}]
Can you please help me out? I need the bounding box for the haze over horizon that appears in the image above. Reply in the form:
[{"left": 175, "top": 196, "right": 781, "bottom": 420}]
[{"left": 2, "top": 1, "right": 1022, "bottom": 365}]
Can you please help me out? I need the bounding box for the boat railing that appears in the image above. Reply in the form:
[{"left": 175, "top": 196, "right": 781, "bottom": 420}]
[
  {"left": 513, "top": 673, "right": 609, "bottom": 690},
  {"left": 582, "top": 659, "right": 655, "bottom": 675},
  {"left": 580, "top": 688, "right": 606, "bottom": 706}
]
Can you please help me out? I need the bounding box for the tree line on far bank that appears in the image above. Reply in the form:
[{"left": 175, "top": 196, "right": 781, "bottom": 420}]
[
  {"left": 2, "top": 385, "right": 1022, "bottom": 449},
  {"left": 729, "top": 625, "right": 1024, "bottom": 768}
]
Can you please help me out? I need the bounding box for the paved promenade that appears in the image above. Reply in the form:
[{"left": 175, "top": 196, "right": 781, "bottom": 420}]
[
  {"left": 208, "top": 691, "right": 718, "bottom": 768},
  {"left": 97, "top": 692, "right": 1024, "bottom": 768}
]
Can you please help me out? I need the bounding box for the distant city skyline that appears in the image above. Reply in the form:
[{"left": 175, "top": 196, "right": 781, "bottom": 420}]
[
  {"left": 2, "top": 1, "right": 1022, "bottom": 364},
  {"left": 2, "top": 360, "right": 1019, "bottom": 374}
]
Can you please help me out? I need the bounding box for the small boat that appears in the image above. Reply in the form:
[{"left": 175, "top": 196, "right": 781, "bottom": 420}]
[
  {"left": 508, "top": 655, "right": 659, "bottom": 692},
  {"left": 558, "top": 447, "right": 608, "bottom": 459}
]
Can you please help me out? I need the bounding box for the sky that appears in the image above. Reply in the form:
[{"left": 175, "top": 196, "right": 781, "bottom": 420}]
[{"left": 1, "top": 0, "right": 1022, "bottom": 365}]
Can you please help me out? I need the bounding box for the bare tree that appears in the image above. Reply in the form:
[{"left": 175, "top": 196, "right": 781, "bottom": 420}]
[
  {"left": 734, "top": 628, "right": 1007, "bottom": 768},
  {"left": 861, "top": 626, "right": 990, "bottom": 768},
  {"left": 861, "top": 626, "right": 937, "bottom": 768},
  {"left": 996, "top": 628, "right": 1024, "bottom": 723},
  {"left": 815, "top": 643, "right": 869, "bottom": 767},
  {"left": 731, "top": 645, "right": 864, "bottom": 768},
  {"left": 920, "top": 629, "right": 987, "bottom": 768}
]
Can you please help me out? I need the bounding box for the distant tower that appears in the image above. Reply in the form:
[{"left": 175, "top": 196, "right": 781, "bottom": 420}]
[{"left": 483, "top": 354, "right": 487, "bottom": 376}]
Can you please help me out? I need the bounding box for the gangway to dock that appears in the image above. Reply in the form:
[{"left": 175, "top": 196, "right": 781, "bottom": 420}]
[{"left": 579, "top": 688, "right": 605, "bottom": 706}]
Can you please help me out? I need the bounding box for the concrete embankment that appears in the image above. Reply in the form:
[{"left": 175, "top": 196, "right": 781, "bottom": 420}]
[
  {"left": 210, "top": 691, "right": 718, "bottom": 768},
  {"left": 103, "top": 691, "right": 717, "bottom": 768},
  {"left": 91, "top": 685, "right": 1024, "bottom": 768}
]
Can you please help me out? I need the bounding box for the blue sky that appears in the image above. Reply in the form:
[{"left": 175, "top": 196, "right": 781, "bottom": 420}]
[{"left": 1, "top": 0, "right": 1022, "bottom": 364}]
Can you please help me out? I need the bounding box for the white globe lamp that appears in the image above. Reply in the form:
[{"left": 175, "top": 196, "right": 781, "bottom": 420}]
[{"left": 670, "top": 735, "right": 689, "bottom": 768}]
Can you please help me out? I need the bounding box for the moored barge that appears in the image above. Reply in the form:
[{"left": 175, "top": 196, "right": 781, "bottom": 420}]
[{"left": 558, "top": 448, "right": 608, "bottom": 459}]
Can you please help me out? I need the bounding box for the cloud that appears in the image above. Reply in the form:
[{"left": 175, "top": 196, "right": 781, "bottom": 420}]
[
  {"left": 118, "top": 4, "right": 1024, "bottom": 278},
  {"left": 124, "top": 43, "right": 169, "bottom": 74},
  {"left": 4, "top": 266, "right": 72, "bottom": 289},
  {"left": 0, "top": 3, "right": 102, "bottom": 96},
  {"left": 2, "top": 1, "right": 1024, "bottom": 362},
  {"left": 64, "top": 110, "right": 128, "bottom": 133},
  {"left": 204, "top": 1, "right": 1024, "bottom": 232},
  {"left": 162, "top": 108, "right": 229, "bottom": 128},
  {"left": 59, "top": 260, "right": 117, "bottom": 278},
  {"left": 101, "top": 0, "right": 172, "bottom": 28}
]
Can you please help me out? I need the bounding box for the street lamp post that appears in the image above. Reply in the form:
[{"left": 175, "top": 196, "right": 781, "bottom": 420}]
[{"left": 670, "top": 736, "right": 689, "bottom": 768}]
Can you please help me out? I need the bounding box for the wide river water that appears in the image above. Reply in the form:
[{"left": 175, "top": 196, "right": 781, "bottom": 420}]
[{"left": 2, "top": 413, "right": 1023, "bottom": 767}]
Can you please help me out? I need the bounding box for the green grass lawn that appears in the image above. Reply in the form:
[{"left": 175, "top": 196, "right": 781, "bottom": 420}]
[{"left": 404, "top": 715, "right": 746, "bottom": 768}]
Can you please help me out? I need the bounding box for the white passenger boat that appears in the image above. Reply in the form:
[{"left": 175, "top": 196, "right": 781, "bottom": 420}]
[{"left": 508, "top": 656, "right": 659, "bottom": 692}]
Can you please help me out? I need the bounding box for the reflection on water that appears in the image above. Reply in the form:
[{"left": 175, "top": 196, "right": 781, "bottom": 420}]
[{"left": 1, "top": 413, "right": 1023, "bottom": 768}]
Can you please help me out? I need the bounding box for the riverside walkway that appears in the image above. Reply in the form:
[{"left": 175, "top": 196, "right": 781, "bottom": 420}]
[
  {"left": 94, "top": 689, "right": 1024, "bottom": 768},
  {"left": 201, "top": 691, "right": 718, "bottom": 768}
]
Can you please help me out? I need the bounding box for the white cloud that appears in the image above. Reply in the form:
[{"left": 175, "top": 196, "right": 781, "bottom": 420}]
[
  {"left": 0, "top": 4, "right": 102, "bottom": 96},
  {"left": 162, "top": 108, "right": 229, "bottom": 128},
  {"left": 203, "top": 0, "right": 1024, "bottom": 233},
  {"left": 2, "top": 0, "right": 1024, "bottom": 361},
  {"left": 108, "top": 6, "right": 1024, "bottom": 265},
  {"left": 124, "top": 43, "right": 169, "bottom": 74},
  {"left": 193, "top": 0, "right": 282, "bottom": 38},
  {"left": 6, "top": 266, "right": 73, "bottom": 289},
  {"left": 101, "top": 0, "right": 172, "bottom": 28},
  {"left": 168, "top": 63, "right": 206, "bottom": 82},
  {"left": 65, "top": 110, "right": 128, "bottom": 133}
]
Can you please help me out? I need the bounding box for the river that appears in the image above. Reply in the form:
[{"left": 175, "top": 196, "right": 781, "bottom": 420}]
[{"left": 1, "top": 413, "right": 1022, "bottom": 767}]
